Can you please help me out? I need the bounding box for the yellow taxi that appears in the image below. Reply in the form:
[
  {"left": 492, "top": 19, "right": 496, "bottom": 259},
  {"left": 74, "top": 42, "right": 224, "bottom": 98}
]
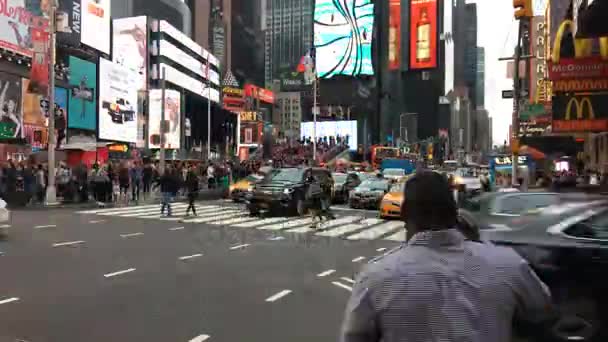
[
  {"left": 229, "top": 174, "right": 264, "bottom": 202},
  {"left": 379, "top": 181, "right": 406, "bottom": 219}
]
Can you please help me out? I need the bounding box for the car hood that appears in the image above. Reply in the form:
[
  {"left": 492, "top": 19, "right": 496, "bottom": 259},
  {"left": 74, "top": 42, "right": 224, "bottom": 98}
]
[{"left": 382, "top": 192, "right": 404, "bottom": 202}]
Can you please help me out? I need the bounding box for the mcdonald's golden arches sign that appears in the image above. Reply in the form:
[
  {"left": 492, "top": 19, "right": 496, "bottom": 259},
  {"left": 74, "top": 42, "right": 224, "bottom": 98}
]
[{"left": 552, "top": 94, "right": 608, "bottom": 132}]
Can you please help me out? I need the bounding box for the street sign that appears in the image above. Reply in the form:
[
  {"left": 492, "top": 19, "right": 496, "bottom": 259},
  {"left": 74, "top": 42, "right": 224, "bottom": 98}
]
[
  {"left": 502, "top": 90, "right": 514, "bottom": 99},
  {"left": 519, "top": 103, "right": 546, "bottom": 120}
]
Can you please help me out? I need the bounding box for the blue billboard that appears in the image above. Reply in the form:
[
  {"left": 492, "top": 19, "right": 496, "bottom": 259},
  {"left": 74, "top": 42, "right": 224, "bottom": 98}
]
[
  {"left": 68, "top": 56, "right": 97, "bottom": 131},
  {"left": 313, "top": 0, "right": 374, "bottom": 79}
]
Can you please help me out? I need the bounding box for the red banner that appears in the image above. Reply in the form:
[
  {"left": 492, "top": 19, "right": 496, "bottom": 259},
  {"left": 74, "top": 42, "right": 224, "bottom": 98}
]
[
  {"left": 28, "top": 27, "right": 49, "bottom": 95},
  {"left": 548, "top": 57, "right": 608, "bottom": 80},
  {"left": 409, "top": 0, "right": 437, "bottom": 69},
  {"left": 388, "top": 0, "right": 401, "bottom": 70},
  {"left": 244, "top": 84, "right": 275, "bottom": 104}
]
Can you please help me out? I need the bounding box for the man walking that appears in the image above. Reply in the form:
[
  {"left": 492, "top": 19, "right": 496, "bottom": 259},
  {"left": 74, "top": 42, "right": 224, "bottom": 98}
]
[
  {"left": 159, "top": 167, "right": 174, "bottom": 217},
  {"left": 185, "top": 165, "right": 199, "bottom": 216},
  {"left": 340, "top": 171, "right": 553, "bottom": 342}
]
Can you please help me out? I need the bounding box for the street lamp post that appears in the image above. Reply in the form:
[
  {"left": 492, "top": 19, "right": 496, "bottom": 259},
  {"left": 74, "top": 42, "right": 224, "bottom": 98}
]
[{"left": 45, "top": 2, "right": 57, "bottom": 206}]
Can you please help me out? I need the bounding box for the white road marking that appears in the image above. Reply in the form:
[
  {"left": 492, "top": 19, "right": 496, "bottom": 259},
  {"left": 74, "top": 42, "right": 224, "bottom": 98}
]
[
  {"left": 316, "top": 269, "right": 336, "bottom": 277},
  {"left": 169, "top": 226, "right": 185, "bottom": 231},
  {"left": 104, "top": 268, "right": 136, "bottom": 278},
  {"left": 188, "top": 334, "right": 210, "bottom": 342},
  {"left": 0, "top": 297, "right": 19, "bottom": 305},
  {"left": 347, "top": 221, "right": 404, "bottom": 240},
  {"left": 385, "top": 230, "right": 406, "bottom": 242},
  {"left": 233, "top": 217, "right": 288, "bottom": 228},
  {"left": 52, "top": 240, "right": 86, "bottom": 247},
  {"left": 265, "top": 289, "right": 292, "bottom": 302},
  {"left": 34, "top": 224, "right": 56, "bottom": 229},
  {"left": 360, "top": 218, "right": 384, "bottom": 225},
  {"left": 376, "top": 247, "right": 387, "bottom": 252},
  {"left": 0, "top": 224, "right": 11, "bottom": 228},
  {"left": 290, "top": 215, "right": 362, "bottom": 234},
  {"left": 120, "top": 232, "right": 144, "bottom": 238},
  {"left": 332, "top": 281, "right": 353, "bottom": 292},
  {"left": 208, "top": 216, "right": 258, "bottom": 226},
  {"left": 351, "top": 256, "right": 366, "bottom": 263},
  {"left": 89, "top": 220, "right": 106, "bottom": 224},
  {"left": 259, "top": 217, "right": 313, "bottom": 231},
  {"left": 185, "top": 211, "right": 245, "bottom": 224},
  {"left": 267, "top": 236, "right": 285, "bottom": 241},
  {"left": 316, "top": 223, "right": 364, "bottom": 237},
  {"left": 229, "top": 244, "right": 250, "bottom": 250},
  {"left": 78, "top": 203, "right": 164, "bottom": 214},
  {"left": 341, "top": 277, "right": 356, "bottom": 284},
  {"left": 114, "top": 205, "right": 190, "bottom": 217},
  {"left": 179, "top": 253, "right": 203, "bottom": 261}
]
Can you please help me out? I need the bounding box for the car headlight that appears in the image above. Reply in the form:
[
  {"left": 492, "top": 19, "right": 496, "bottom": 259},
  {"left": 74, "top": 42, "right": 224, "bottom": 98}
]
[{"left": 283, "top": 188, "right": 294, "bottom": 195}]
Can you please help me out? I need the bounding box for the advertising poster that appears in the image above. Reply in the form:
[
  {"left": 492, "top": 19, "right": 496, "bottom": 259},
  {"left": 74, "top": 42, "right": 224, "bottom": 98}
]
[
  {"left": 388, "top": 0, "right": 401, "bottom": 70},
  {"left": 68, "top": 56, "right": 97, "bottom": 130},
  {"left": 410, "top": 0, "right": 438, "bottom": 69},
  {"left": 80, "top": 0, "right": 111, "bottom": 54},
  {"left": 148, "top": 89, "right": 181, "bottom": 149},
  {"left": 113, "top": 16, "right": 147, "bottom": 91},
  {"left": 22, "top": 78, "right": 46, "bottom": 126},
  {"left": 313, "top": 0, "right": 374, "bottom": 78},
  {"left": 0, "top": 0, "right": 50, "bottom": 57},
  {"left": 56, "top": 0, "right": 82, "bottom": 45},
  {"left": 0, "top": 72, "right": 23, "bottom": 138},
  {"left": 98, "top": 58, "right": 139, "bottom": 143},
  {"left": 22, "top": 80, "right": 69, "bottom": 148},
  {"left": 300, "top": 120, "right": 358, "bottom": 150},
  {"left": 29, "top": 27, "right": 50, "bottom": 95},
  {"left": 443, "top": 0, "right": 454, "bottom": 94}
]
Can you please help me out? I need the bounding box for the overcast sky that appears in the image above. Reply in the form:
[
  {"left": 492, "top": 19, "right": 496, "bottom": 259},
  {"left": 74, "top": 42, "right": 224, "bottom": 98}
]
[{"left": 475, "top": 0, "right": 520, "bottom": 146}]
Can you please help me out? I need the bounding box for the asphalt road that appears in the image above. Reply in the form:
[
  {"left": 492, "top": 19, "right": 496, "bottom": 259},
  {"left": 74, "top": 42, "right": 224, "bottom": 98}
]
[{"left": 0, "top": 201, "right": 399, "bottom": 342}]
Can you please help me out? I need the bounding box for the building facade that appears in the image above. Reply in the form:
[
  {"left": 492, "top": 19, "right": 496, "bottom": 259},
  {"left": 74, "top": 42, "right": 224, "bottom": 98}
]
[
  {"left": 476, "top": 47, "right": 485, "bottom": 109},
  {"left": 275, "top": 92, "right": 302, "bottom": 138},
  {"left": 113, "top": 0, "right": 192, "bottom": 37}
]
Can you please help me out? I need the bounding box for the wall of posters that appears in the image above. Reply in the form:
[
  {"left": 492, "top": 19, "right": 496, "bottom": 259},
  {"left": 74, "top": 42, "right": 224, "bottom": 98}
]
[
  {"left": 410, "top": 0, "right": 438, "bottom": 69},
  {"left": 80, "top": 0, "right": 111, "bottom": 54},
  {"left": 0, "top": 72, "right": 23, "bottom": 138},
  {"left": 313, "top": 0, "right": 374, "bottom": 78},
  {"left": 98, "top": 58, "right": 139, "bottom": 143},
  {"left": 0, "top": 0, "right": 49, "bottom": 57},
  {"left": 68, "top": 56, "right": 97, "bottom": 130},
  {"left": 148, "top": 89, "right": 181, "bottom": 149},
  {"left": 113, "top": 16, "right": 147, "bottom": 91}
]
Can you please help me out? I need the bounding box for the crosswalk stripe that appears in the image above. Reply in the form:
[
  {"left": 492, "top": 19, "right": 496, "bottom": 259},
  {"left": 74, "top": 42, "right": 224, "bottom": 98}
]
[
  {"left": 138, "top": 207, "right": 231, "bottom": 219},
  {"left": 233, "top": 217, "right": 289, "bottom": 228},
  {"left": 258, "top": 217, "right": 313, "bottom": 231},
  {"left": 111, "top": 204, "right": 190, "bottom": 217},
  {"left": 208, "top": 216, "right": 259, "bottom": 225},
  {"left": 119, "top": 205, "right": 220, "bottom": 218},
  {"left": 385, "top": 229, "right": 406, "bottom": 242},
  {"left": 347, "top": 221, "right": 404, "bottom": 240},
  {"left": 184, "top": 211, "right": 244, "bottom": 224},
  {"left": 77, "top": 203, "right": 164, "bottom": 214},
  {"left": 289, "top": 216, "right": 361, "bottom": 234}
]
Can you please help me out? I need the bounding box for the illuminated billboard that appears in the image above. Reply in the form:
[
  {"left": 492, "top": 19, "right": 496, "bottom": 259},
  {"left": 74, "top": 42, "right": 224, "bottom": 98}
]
[
  {"left": 300, "top": 120, "right": 358, "bottom": 150},
  {"left": 410, "top": 0, "right": 438, "bottom": 69},
  {"left": 388, "top": 0, "right": 401, "bottom": 70},
  {"left": 313, "top": 0, "right": 374, "bottom": 78}
]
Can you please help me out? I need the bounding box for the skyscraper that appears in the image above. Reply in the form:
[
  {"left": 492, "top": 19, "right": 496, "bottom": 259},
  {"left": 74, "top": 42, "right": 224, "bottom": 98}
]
[
  {"left": 476, "top": 47, "right": 485, "bottom": 109},
  {"left": 264, "top": 0, "right": 314, "bottom": 88}
]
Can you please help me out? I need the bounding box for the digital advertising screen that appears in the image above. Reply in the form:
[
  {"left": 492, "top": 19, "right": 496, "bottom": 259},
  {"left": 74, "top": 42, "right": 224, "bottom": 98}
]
[
  {"left": 113, "top": 16, "right": 148, "bottom": 91},
  {"left": 300, "top": 120, "right": 358, "bottom": 150},
  {"left": 98, "top": 58, "right": 139, "bottom": 143},
  {"left": 148, "top": 89, "right": 181, "bottom": 149},
  {"left": 388, "top": 0, "right": 401, "bottom": 70},
  {"left": 410, "top": 0, "right": 438, "bottom": 69},
  {"left": 81, "top": 0, "right": 111, "bottom": 55},
  {"left": 313, "top": 0, "right": 374, "bottom": 79}
]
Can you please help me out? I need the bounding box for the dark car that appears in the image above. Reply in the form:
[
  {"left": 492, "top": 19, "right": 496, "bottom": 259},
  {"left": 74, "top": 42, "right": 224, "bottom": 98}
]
[
  {"left": 478, "top": 200, "right": 608, "bottom": 342},
  {"left": 332, "top": 172, "right": 361, "bottom": 204},
  {"left": 247, "top": 167, "right": 333, "bottom": 216},
  {"left": 349, "top": 178, "right": 391, "bottom": 210}
]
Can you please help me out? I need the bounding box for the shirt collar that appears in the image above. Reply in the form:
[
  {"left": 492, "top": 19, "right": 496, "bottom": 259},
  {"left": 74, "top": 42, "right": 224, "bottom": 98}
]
[{"left": 407, "top": 228, "right": 464, "bottom": 247}]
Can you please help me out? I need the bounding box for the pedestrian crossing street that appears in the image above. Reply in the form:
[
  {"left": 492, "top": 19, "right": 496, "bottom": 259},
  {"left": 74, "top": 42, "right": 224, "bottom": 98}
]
[{"left": 77, "top": 202, "right": 407, "bottom": 242}]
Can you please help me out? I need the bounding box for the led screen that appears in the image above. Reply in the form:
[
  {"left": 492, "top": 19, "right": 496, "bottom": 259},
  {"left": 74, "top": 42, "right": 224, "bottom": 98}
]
[
  {"left": 313, "top": 0, "right": 374, "bottom": 78},
  {"left": 300, "top": 120, "right": 358, "bottom": 150}
]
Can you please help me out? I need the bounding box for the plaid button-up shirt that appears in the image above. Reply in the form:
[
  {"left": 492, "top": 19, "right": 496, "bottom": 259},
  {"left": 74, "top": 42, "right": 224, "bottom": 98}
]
[{"left": 341, "top": 229, "right": 552, "bottom": 342}]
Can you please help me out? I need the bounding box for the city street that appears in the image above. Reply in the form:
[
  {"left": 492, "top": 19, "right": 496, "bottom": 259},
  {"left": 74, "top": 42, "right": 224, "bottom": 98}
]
[{"left": 0, "top": 201, "right": 401, "bottom": 342}]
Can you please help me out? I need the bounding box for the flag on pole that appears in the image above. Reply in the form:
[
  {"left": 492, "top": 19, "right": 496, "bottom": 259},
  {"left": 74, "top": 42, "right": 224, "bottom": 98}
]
[{"left": 297, "top": 48, "right": 316, "bottom": 85}]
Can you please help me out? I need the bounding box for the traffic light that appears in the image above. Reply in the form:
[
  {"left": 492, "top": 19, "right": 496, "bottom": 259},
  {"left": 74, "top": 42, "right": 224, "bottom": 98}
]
[{"left": 513, "top": 0, "right": 532, "bottom": 19}]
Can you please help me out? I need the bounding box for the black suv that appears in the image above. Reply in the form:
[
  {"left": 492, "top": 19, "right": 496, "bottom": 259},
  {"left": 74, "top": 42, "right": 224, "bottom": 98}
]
[{"left": 247, "top": 167, "right": 333, "bottom": 216}]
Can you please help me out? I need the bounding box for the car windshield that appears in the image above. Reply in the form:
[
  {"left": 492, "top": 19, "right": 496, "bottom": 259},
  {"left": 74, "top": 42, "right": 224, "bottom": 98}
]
[
  {"left": 267, "top": 168, "right": 304, "bottom": 183},
  {"left": 333, "top": 174, "right": 347, "bottom": 183},
  {"left": 358, "top": 180, "right": 389, "bottom": 191},
  {"left": 383, "top": 169, "right": 405, "bottom": 177},
  {"left": 389, "top": 182, "right": 405, "bottom": 193}
]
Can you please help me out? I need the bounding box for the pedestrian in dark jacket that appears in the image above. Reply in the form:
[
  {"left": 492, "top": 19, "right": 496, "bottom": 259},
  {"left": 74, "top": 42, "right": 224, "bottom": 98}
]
[
  {"left": 159, "top": 167, "right": 174, "bottom": 217},
  {"left": 185, "top": 166, "right": 199, "bottom": 216}
]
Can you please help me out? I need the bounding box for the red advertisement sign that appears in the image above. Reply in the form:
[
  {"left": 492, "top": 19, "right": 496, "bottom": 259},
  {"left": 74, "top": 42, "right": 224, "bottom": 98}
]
[
  {"left": 28, "top": 27, "right": 49, "bottom": 95},
  {"left": 409, "top": 0, "right": 437, "bottom": 69},
  {"left": 388, "top": 0, "right": 401, "bottom": 70},
  {"left": 244, "top": 84, "right": 275, "bottom": 104},
  {"left": 548, "top": 57, "right": 608, "bottom": 80}
]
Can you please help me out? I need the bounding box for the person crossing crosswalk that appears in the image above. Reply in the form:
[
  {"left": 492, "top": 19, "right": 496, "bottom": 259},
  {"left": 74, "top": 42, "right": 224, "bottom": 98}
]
[{"left": 77, "top": 203, "right": 407, "bottom": 242}]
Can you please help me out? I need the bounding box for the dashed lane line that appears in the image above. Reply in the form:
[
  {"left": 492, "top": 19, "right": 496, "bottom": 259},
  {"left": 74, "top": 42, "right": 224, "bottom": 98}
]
[
  {"left": 340, "top": 277, "right": 356, "bottom": 284},
  {"left": 351, "top": 256, "right": 366, "bottom": 263},
  {"left": 332, "top": 282, "right": 353, "bottom": 292},
  {"left": 169, "top": 226, "right": 185, "bottom": 231},
  {"left": 188, "top": 334, "right": 210, "bottom": 342},
  {"left": 229, "top": 244, "right": 250, "bottom": 250},
  {"left": 0, "top": 297, "right": 19, "bottom": 305},
  {"left": 52, "top": 240, "right": 86, "bottom": 248},
  {"left": 34, "top": 224, "right": 56, "bottom": 229},
  {"left": 179, "top": 253, "right": 203, "bottom": 261},
  {"left": 120, "top": 232, "right": 144, "bottom": 238},
  {"left": 104, "top": 268, "right": 136, "bottom": 278},
  {"left": 316, "top": 269, "right": 336, "bottom": 277},
  {"left": 265, "top": 290, "right": 292, "bottom": 302}
]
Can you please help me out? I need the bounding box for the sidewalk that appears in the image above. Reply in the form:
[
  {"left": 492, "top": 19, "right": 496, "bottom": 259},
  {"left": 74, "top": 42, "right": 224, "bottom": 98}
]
[{"left": 14, "top": 188, "right": 227, "bottom": 211}]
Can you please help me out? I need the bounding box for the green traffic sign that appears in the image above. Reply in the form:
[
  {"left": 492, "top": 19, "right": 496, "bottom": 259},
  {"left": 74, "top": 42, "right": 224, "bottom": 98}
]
[{"left": 519, "top": 104, "right": 545, "bottom": 120}]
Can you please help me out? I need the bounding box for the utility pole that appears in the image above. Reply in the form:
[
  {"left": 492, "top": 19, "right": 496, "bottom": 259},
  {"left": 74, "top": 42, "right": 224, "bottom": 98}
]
[
  {"left": 45, "top": 2, "right": 57, "bottom": 205},
  {"left": 159, "top": 67, "right": 166, "bottom": 174},
  {"left": 312, "top": 77, "right": 317, "bottom": 162},
  {"left": 206, "top": 60, "right": 211, "bottom": 161}
]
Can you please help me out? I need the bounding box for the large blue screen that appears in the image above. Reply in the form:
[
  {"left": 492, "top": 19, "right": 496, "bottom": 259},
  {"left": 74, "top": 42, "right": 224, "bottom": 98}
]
[{"left": 314, "top": 0, "right": 374, "bottom": 79}]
